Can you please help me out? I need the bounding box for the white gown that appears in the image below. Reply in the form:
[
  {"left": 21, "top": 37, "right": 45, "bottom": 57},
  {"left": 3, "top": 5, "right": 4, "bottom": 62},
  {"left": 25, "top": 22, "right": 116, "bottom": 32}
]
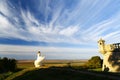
[{"left": 34, "top": 53, "right": 45, "bottom": 67}]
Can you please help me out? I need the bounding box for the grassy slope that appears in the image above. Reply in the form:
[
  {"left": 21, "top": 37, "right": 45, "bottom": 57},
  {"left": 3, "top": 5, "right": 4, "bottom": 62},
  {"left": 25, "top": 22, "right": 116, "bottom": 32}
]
[
  {"left": 3, "top": 60, "right": 120, "bottom": 80},
  {"left": 0, "top": 72, "right": 13, "bottom": 80},
  {"left": 8, "top": 67, "right": 112, "bottom": 80},
  {"left": 4, "top": 60, "right": 87, "bottom": 80},
  {"left": 5, "top": 68, "right": 37, "bottom": 80}
]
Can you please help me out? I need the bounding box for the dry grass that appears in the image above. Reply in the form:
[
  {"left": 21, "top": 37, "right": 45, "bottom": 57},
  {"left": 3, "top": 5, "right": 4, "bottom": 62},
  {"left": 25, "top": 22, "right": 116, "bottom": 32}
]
[
  {"left": 4, "top": 60, "right": 88, "bottom": 80},
  {"left": 17, "top": 59, "right": 88, "bottom": 68},
  {"left": 5, "top": 60, "right": 120, "bottom": 80}
]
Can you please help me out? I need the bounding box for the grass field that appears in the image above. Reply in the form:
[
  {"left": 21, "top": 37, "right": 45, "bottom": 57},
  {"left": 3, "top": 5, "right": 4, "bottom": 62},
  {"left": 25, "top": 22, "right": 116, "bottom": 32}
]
[
  {"left": 1, "top": 59, "right": 120, "bottom": 80},
  {"left": 8, "top": 67, "right": 112, "bottom": 80},
  {"left": 17, "top": 59, "right": 87, "bottom": 68}
]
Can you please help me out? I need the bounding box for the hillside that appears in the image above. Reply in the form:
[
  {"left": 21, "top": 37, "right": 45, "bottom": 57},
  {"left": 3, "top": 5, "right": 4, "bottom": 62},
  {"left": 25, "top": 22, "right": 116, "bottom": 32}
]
[
  {"left": 5, "top": 67, "right": 116, "bottom": 80},
  {"left": 4, "top": 60, "right": 120, "bottom": 80}
]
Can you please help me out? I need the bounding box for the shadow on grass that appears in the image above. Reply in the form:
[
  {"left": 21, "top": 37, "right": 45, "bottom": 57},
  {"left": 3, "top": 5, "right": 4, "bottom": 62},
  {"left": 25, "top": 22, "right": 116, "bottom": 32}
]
[{"left": 6, "top": 66, "right": 119, "bottom": 80}]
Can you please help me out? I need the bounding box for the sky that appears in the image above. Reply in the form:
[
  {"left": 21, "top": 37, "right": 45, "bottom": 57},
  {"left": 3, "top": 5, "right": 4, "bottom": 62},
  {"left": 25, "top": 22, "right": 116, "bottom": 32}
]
[{"left": 0, "top": 0, "right": 120, "bottom": 60}]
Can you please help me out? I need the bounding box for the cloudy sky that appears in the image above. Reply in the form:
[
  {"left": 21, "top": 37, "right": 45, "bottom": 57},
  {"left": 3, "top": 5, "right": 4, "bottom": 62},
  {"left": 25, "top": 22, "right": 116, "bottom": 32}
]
[{"left": 0, "top": 0, "right": 120, "bottom": 60}]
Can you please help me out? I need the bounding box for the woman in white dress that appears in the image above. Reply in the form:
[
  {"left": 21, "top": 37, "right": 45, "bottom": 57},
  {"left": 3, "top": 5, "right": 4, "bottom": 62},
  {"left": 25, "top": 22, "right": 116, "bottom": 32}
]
[{"left": 34, "top": 51, "right": 45, "bottom": 67}]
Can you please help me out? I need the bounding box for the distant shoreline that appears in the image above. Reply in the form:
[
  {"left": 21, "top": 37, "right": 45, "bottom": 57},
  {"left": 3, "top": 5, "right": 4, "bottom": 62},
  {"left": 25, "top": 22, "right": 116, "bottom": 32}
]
[{"left": 17, "top": 59, "right": 88, "bottom": 63}]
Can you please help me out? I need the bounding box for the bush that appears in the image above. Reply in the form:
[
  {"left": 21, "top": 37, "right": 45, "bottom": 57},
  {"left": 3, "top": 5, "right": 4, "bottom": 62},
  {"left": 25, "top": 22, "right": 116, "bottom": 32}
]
[
  {"left": 85, "top": 56, "right": 102, "bottom": 69},
  {"left": 0, "top": 57, "right": 17, "bottom": 73}
]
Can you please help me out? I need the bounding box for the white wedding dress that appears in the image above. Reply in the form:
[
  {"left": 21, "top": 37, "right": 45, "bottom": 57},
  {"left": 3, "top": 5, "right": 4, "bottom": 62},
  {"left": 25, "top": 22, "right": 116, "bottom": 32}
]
[{"left": 34, "top": 51, "right": 45, "bottom": 67}]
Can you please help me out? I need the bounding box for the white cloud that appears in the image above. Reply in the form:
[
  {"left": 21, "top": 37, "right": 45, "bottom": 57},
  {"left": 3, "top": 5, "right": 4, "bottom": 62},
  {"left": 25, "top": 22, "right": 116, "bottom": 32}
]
[
  {"left": 0, "top": 0, "right": 120, "bottom": 45},
  {"left": 0, "top": 0, "right": 10, "bottom": 16},
  {"left": 59, "top": 26, "right": 79, "bottom": 37},
  {"left": 0, "top": 44, "right": 96, "bottom": 53},
  {"left": 0, "top": 44, "right": 98, "bottom": 59},
  {"left": 1, "top": 0, "right": 117, "bottom": 59}
]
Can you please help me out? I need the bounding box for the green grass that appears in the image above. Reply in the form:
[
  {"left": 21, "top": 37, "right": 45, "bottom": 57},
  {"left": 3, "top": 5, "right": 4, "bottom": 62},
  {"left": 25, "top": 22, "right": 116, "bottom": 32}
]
[
  {"left": 2, "top": 60, "right": 120, "bottom": 80},
  {"left": 0, "top": 72, "right": 13, "bottom": 80},
  {"left": 0, "top": 61, "right": 35, "bottom": 80},
  {"left": 6, "top": 67, "right": 114, "bottom": 80},
  {"left": 88, "top": 68, "right": 102, "bottom": 71},
  {"left": 5, "top": 68, "right": 37, "bottom": 80}
]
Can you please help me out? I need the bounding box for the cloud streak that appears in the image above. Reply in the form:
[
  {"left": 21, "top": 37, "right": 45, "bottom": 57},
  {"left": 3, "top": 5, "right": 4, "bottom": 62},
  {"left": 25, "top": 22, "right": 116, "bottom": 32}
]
[
  {"left": 0, "top": 0, "right": 120, "bottom": 45},
  {"left": 1, "top": 0, "right": 120, "bottom": 59},
  {"left": 0, "top": 44, "right": 98, "bottom": 59}
]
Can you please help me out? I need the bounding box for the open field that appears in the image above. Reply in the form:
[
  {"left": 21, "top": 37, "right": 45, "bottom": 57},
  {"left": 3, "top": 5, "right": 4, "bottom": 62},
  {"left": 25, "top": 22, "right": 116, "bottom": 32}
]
[
  {"left": 2, "top": 59, "right": 120, "bottom": 80},
  {"left": 17, "top": 59, "right": 88, "bottom": 68},
  {"left": 6, "top": 67, "right": 115, "bottom": 80}
]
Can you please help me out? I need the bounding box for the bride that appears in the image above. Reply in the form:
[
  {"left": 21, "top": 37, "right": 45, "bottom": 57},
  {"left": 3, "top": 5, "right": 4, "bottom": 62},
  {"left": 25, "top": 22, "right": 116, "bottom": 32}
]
[{"left": 34, "top": 51, "right": 45, "bottom": 67}]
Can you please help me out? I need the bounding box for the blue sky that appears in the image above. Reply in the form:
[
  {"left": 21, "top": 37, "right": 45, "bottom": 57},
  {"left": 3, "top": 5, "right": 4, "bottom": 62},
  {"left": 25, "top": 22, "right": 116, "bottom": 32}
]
[{"left": 0, "top": 0, "right": 120, "bottom": 60}]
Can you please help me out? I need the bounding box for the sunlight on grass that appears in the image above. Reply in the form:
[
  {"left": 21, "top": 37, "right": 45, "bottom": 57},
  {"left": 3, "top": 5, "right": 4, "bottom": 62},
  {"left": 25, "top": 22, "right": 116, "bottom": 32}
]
[
  {"left": 3, "top": 60, "right": 120, "bottom": 80},
  {"left": 5, "top": 68, "right": 37, "bottom": 80},
  {"left": 88, "top": 68, "right": 102, "bottom": 71},
  {"left": 6, "top": 67, "right": 112, "bottom": 80}
]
